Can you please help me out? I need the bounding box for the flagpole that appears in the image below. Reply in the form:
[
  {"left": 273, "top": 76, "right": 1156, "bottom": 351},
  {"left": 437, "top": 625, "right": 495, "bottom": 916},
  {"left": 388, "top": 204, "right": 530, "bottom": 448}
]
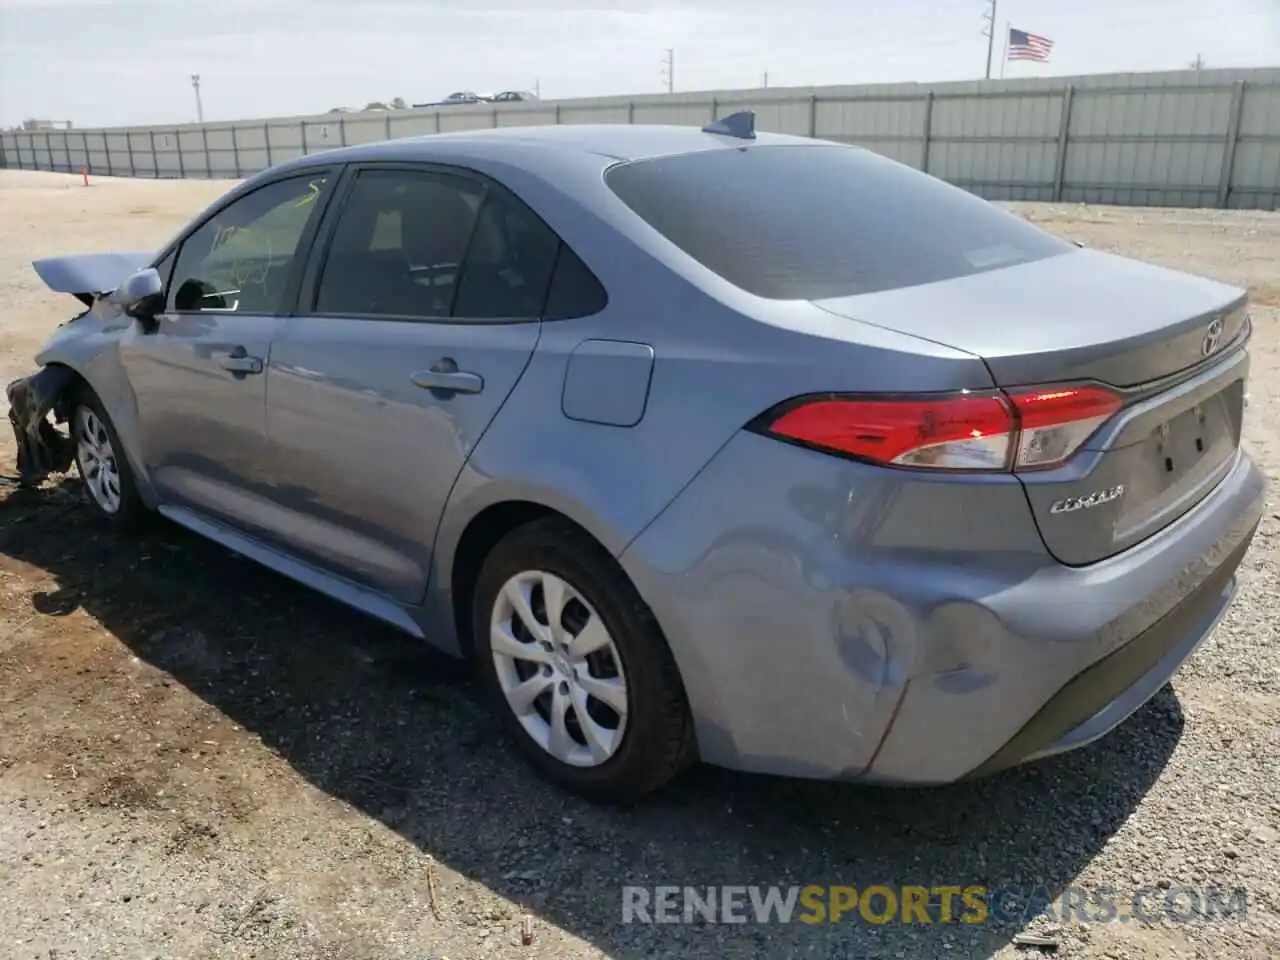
[
  {"left": 984, "top": 0, "right": 998, "bottom": 79},
  {"left": 999, "top": 20, "right": 1009, "bottom": 79}
]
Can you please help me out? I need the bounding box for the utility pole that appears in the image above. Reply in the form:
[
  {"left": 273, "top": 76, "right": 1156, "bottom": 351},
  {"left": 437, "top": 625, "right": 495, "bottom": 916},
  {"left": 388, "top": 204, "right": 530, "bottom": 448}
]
[
  {"left": 1190, "top": 53, "right": 1205, "bottom": 70},
  {"left": 191, "top": 74, "right": 204, "bottom": 123},
  {"left": 534, "top": 78, "right": 541, "bottom": 98},
  {"left": 762, "top": 70, "right": 769, "bottom": 88},
  {"left": 982, "top": 0, "right": 998, "bottom": 79},
  {"left": 661, "top": 48, "right": 674, "bottom": 94}
]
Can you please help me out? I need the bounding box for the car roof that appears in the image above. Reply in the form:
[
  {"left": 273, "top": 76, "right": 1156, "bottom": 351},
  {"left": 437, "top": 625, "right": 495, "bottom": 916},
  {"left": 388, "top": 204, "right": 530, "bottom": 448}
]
[{"left": 273, "top": 122, "right": 820, "bottom": 170}]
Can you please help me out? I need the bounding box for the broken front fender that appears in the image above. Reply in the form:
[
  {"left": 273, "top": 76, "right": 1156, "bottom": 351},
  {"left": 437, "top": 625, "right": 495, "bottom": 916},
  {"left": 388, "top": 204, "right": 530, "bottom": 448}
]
[
  {"left": 6, "top": 365, "right": 78, "bottom": 487},
  {"left": 27, "top": 318, "right": 159, "bottom": 510}
]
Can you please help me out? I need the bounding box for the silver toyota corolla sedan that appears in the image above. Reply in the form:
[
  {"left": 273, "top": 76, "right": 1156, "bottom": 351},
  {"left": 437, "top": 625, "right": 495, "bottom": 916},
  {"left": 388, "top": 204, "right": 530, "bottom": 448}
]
[{"left": 11, "top": 114, "right": 1265, "bottom": 802}]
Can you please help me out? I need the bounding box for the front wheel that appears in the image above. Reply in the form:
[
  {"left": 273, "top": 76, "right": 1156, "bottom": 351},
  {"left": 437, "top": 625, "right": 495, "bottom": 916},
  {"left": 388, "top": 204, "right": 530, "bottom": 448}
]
[
  {"left": 472, "top": 519, "right": 696, "bottom": 803},
  {"left": 71, "top": 392, "right": 147, "bottom": 529}
]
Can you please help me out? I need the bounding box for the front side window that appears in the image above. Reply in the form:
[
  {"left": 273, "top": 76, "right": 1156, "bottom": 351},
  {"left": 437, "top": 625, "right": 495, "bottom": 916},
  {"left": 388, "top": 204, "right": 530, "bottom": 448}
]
[
  {"left": 152, "top": 248, "right": 176, "bottom": 290},
  {"left": 169, "top": 174, "right": 329, "bottom": 314}
]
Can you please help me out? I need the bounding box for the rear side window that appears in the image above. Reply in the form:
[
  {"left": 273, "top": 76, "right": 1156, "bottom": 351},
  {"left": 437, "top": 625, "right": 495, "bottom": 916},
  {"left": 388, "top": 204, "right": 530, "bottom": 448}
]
[
  {"left": 604, "top": 144, "right": 1072, "bottom": 300},
  {"left": 543, "top": 243, "right": 608, "bottom": 320},
  {"left": 453, "top": 189, "right": 560, "bottom": 319}
]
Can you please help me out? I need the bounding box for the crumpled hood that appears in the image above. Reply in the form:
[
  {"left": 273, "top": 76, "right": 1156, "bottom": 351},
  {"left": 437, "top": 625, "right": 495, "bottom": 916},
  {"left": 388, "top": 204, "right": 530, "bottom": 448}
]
[{"left": 32, "top": 251, "right": 153, "bottom": 298}]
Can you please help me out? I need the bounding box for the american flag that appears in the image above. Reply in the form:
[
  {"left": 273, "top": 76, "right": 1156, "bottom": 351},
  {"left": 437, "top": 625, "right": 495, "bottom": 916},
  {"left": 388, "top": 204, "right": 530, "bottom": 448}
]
[{"left": 1008, "top": 28, "right": 1054, "bottom": 62}]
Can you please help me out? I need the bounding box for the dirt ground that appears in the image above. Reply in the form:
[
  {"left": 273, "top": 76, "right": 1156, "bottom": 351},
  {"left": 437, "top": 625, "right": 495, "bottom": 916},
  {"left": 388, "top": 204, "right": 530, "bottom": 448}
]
[{"left": 0, "top": 169, "right": 1278, "bottom": 960}]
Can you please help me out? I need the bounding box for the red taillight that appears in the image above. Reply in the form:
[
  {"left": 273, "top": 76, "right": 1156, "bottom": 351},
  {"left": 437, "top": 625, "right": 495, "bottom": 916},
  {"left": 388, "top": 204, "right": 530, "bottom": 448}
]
[
  {"left": 758, "top": 385, "right": 1121, "bottom": 472},
  {"left": 765, "top": 393, "right": 1016, "bottom": 470}
]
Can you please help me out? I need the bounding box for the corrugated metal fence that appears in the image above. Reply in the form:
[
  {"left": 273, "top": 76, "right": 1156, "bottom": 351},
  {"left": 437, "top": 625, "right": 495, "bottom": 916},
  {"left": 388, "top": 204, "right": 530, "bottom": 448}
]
[{"left": 4, "top": 67, "right": 1280, "bottom": 209}]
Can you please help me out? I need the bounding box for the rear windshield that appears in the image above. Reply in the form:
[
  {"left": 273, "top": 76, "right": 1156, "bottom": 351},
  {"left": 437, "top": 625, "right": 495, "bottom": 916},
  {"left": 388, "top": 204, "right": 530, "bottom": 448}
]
[{"left": 604, "top": 144, "right": 1072, "bottom": 300}]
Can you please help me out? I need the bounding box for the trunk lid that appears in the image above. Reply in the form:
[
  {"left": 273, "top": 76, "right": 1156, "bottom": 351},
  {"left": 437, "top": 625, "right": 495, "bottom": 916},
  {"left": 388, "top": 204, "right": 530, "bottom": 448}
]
[
  {"left": 812, "top": 248, "right": 1248, "bottom": 388},
  {"left": 813, "top": 249, "right": 1250, "bottom": 565}
]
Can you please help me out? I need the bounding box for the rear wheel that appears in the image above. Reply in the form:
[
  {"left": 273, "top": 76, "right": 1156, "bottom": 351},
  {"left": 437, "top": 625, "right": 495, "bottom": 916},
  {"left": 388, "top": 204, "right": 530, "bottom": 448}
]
[
  {"left": 472, "top": 518, "right": 695, "bottom": 802},
  {"left": 71, "top": 391, "right": 147, "bottom": 529}
]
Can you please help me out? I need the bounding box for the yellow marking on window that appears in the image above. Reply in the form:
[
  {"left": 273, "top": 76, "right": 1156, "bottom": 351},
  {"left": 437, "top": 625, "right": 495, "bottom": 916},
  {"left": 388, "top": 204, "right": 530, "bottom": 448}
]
[{"left": 294, "top": 179, "right": 325, "bottom": 208}]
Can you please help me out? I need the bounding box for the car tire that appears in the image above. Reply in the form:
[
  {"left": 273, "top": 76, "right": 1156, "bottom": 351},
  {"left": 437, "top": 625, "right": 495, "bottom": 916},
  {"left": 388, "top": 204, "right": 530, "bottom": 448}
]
[
  {"left": 70, "top": 388, "right": 148, "bottom": 530},
  {"left": 472, "top": 517, "right": 696, "bottom": 803}
]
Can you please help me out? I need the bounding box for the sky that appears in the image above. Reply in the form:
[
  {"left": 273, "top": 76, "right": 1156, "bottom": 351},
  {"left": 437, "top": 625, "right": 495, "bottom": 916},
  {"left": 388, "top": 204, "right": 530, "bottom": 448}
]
[{"left": 1, "top": 0, "right": 1278, "bottom": 128}]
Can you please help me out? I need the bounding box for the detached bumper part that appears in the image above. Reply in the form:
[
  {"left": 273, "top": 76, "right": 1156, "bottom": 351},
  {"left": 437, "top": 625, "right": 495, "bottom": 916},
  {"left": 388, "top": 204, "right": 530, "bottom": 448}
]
[{"left": 5, "top": 365, "right": 77, "bottom": 487}]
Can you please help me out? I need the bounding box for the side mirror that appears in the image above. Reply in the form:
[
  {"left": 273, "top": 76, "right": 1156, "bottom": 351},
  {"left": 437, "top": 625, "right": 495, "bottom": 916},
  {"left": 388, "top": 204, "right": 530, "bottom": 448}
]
[{"left": 110, "top": 267, "right": 165, "bottom": 321}]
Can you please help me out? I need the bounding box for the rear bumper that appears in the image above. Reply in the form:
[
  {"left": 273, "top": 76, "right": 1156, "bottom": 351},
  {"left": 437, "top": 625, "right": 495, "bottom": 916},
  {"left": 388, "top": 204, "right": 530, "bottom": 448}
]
[
  {"left": 966, "top": 526, "right": 1248, "bottom": 779},
  {"left": 620, "top": 432, "right": 1266, "bottom": 784}
]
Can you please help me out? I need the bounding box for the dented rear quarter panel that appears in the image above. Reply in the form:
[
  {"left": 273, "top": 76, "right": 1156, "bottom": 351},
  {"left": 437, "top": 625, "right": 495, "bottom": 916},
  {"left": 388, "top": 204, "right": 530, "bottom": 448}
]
[{"left": 422, "top": 148, "right": 997, "bottom": 655}]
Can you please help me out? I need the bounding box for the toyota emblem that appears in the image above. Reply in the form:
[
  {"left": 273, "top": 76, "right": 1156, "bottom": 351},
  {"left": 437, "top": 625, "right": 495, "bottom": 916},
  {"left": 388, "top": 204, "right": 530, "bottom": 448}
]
[{"left": 1201, "top": 317, "right": 1225, "bottom": 357}]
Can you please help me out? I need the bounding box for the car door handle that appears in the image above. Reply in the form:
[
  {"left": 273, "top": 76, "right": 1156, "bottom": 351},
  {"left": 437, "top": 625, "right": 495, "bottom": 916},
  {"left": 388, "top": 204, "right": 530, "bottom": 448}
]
[
  {"left": 411, "top": 359, "right": 484, "bottom": 395},
  {"left": 218, "top": 348, "right": 263, "bottom": 375}
]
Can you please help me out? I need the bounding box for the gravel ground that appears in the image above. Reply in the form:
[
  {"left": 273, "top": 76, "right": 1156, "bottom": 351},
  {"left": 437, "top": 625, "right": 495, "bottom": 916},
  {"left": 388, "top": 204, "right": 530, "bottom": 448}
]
[{"left": 0, "top": 169, "right": 1277, "bottom": 960}]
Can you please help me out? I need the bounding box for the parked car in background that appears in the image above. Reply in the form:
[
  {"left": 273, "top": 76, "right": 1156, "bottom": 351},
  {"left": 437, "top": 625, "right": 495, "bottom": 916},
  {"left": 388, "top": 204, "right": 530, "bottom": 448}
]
[
  {"left": 412, "top": 92, "right": 487, "bottom": 108},
  {"left": 15, "top": 114, "right": 1265, "bottom": 804},
  {"left": 414, "top": 92, "right": 483, "bottom": 108},
  {"left": 490, "top": 91, "right": 538, "bottom": 102}
]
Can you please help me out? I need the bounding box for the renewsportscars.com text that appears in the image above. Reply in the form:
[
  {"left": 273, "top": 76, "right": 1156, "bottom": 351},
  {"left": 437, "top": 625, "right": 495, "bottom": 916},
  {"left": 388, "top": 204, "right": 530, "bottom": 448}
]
[{"left": 621, "top": 884, "right": 1249, "bottom": 926}]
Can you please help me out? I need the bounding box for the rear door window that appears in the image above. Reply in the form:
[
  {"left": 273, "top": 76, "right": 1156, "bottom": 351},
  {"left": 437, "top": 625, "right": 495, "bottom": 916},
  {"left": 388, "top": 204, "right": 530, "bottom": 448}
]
[
  {"left": 314, "top": 169, "right": 484, "bottom": 319},
  {"left": 312, "top": 166, "right": 593, "bottom": 322},
  {"left": 604, "top": 144, "right": 1072, "bottom": 300}
]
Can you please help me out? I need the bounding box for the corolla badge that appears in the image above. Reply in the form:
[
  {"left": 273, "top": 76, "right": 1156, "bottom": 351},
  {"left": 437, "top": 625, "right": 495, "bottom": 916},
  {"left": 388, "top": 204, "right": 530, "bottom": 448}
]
[{"left": 1049, "top": 485, "right": 1126, "bottom": 515}]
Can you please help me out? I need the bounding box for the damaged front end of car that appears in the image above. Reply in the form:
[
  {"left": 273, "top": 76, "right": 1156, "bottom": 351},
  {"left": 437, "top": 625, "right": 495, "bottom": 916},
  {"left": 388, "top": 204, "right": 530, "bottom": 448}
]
[
  {"left": 4, "top": 250, "right": 152, "bottom": 489},
  {"left": 6, "top": 364, "right": 79, "bottom": 487}
]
